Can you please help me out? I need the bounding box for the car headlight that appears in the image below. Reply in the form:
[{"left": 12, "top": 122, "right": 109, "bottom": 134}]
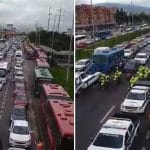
[{"left": 137, "top": 106, "right": 143, "bottom": 110}]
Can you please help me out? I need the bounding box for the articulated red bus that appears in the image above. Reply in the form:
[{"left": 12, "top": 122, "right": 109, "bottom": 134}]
[
  {"left": 40, "top": 84, "right": 74, "bottom": 150},
  {"left": 37, "top": 50, "right": 47, "bottom": 59},
  {"left": 36, "top": 58, "right": 50, "bottom": 69},
  {"left": 23, "top": 43, "right": 36, "bottom": 60}
]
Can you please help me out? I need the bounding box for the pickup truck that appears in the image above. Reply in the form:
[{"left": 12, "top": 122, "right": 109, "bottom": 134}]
[
  {"left": 87, "top": 113, "right": 140, "bottom": 150},
  {"left": 121, "top": 81, "right": 150, "bottom": 114},
  {"left": 75, "top": 72, "right": 101, "bottom": 94}
]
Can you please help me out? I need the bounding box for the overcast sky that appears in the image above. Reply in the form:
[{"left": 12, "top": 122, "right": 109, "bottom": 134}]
[
  {"left": 0, "top": 0, "right": 74, "bottom": 32},
  {"left": 76, "top": 0, "right": 150, "bottom": 7}
]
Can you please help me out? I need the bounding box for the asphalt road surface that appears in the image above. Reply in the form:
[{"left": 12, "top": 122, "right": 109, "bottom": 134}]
[
  {"left": 76, "top": 44, "right": 150, "bottom": 150},
  {"left": 0, "top": 44, "right": 36, "bottom": 150}
]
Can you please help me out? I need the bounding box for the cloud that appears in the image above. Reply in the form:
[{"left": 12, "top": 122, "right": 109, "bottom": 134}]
[
  {"left": 0, "top": 0, "right": 73, "bottom": 32},
  {"left": 76, "top": 0, "right": 150, "bottom": 7}
]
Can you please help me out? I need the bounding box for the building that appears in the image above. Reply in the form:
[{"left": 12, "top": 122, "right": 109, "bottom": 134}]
[
  {"left": 76, "top": 4, "right": 117, "bottom": 31},
  {"left": 0, "top": 24, "right": 16, "bottom": 39}
]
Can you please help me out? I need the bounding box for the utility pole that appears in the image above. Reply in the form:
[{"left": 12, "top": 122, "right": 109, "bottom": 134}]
[
  {"left": 38, "top": 26, "right": 41, "bottom": 44},
  {"left": 35, "top": 21, "right": 38, "bottom": 44},
  {"left": 51, "top": 15, "right": 57, "bottom": 49},
  {"left": 91, "top": 0, "right": 95, "bottom": 41},
  {"left": 57, "top": 8, "right": 64, "bottom": 32},
  {"left": 48, "top": 7, "right": 52, "bottom": 31},
  {"left": 66, "top": 13, "right": 74, "bottom": 91},
  {"left": 131, "top": 0, "right": 134, "bottom": 26}
]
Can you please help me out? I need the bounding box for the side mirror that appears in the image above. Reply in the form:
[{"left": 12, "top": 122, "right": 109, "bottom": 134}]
[
  {"left": 8, "top": 128, "right": 11, "bottom": 131},
  {"left": 89, "top": 137, "right": 94, "bottom": 142},
  {"left": 125, "top": 141, "right": 131, "bottom": 147}
]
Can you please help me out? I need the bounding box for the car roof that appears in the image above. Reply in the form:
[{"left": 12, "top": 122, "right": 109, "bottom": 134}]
[
  {"left": 77, "top": 59, "right": 90, "bottom": 63},
  {"left": 8, "top": 148, "right": 26, "bottom": 150},
  {"left": 13, "top": 120, "right": 28, "bottom": 127},
  {"left": 104, "top": 118, "right": 131, "bottom": 130},
  {"left": 130, "top": 89, "right": 146, "bottom": 93},
  {"left": 100, "top": 127, "right": 127, "bottom": 136},
  {"left": 136, "top": 53, "right": 147, "bottom": 55},
  {"left": 132, "top": 85, "right": 149, "bottom": 90}
]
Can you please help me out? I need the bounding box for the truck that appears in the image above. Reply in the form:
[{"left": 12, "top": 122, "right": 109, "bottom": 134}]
[
  {"left": 121, "top": 81, "right": 150, "bottom": 114},
  {"left": 75, "top": 72, "right": 101, "bottom": 94},
  {"left": 87, "top": 113, "right": 140, "bottom": 150}
]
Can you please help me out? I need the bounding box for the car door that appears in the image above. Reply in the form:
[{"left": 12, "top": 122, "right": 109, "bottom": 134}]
[{"left": 125, "top": 132, "right": 130, "bottom": 150}]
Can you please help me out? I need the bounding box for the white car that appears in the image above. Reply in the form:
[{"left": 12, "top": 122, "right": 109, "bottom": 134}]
[
  {"left": 75, "top": 72, "right": 101, "bottom": 94},
  {"left": 8, "top": 148, "right": 26, "bottom": 150},
  {"left": 16, "top": 57, "right": 24, "bottom": 65},
  {"left": 9, "top": 120, "right": 32, "bottom": 148},
  {"left": 15, "top": 71, "right": 24, "bottom": 81},
  {"left": 121, "top": 85, "right": 150, "bottom": 113},
  {"left": 134, "top": 53, "right": 149, "bottom": 64},
  {"left": 14, "top": 64, "right": 23, "bottom": 71},
  {"left": 75, "top": 59, "right": 91, "bottom": 73},
  {"left": 15, "top": 51, "right": 22, "bottom": 58},
  {"left": 87, "top": 114, "right": 140, "bottom": 150},
  {"left": 124, "top": 48, "right": 133, "bottom": 58},
  {"left": 0, "top": 80, "right": 3, "bottom": 91}
]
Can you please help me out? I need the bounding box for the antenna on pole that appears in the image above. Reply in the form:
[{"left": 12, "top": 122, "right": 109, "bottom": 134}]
[{"left": 48, "top": 7, "right": 52, "bottom": 31}]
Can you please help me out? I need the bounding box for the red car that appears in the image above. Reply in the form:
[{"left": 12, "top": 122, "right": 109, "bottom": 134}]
[{"left": 14, "top": 93, "right": 28, "bottom": 108}]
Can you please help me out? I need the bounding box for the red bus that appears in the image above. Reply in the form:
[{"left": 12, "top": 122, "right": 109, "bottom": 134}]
[
  {"left": 37, "top": 50, "right": 47, "bottom": 59},
  {"left": 39, "top": 84, "right": 73, "bottom": 150},
  {"left": 25, "top": 48, "right": 36, "bottom": 60},
  {"left": 36, "top": 58, "right": 50, "bottom": 69}
]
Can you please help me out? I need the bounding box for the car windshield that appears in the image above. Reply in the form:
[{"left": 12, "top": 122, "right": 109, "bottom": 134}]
[
  {"left": 93, "top": 133, "right": 123, "bottom": 148},
  {"left": 13, "top": 126, "right": 29, "bottom": 134},
  {"left": 16, "top": 74, "right": 23, "bottom": 77},
  {"left": 136, "top": 55, "right": 146, "bottom": 58},
  {"left": 12, "top": 108, "right": 25, "bottom": 116},
  {"left": 127, "top": 92, "right": 145, "bottom": 100}
]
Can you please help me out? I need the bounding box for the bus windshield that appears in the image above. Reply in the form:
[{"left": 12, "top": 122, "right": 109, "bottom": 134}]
[{"left": 0, "top": 69, "right": 6, "bottom": 77}]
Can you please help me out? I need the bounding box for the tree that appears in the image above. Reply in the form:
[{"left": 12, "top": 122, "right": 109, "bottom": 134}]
[
  {"left": 28, "top": 30, "right": 74, "bottom": 51},
  {"left": 115, "top": 8, "right": 128, "bottom": 25}
]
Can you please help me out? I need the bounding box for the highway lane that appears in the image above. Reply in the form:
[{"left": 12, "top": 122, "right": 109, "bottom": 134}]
[
  {"left": 76, "top": 43, "right": 150, "bottom": 150},
  {"left": 0, "top": 44, "right": 37, "bottom": 150},
  {"left": 76, "top": 79, "right": 129, "bottom": 150}
]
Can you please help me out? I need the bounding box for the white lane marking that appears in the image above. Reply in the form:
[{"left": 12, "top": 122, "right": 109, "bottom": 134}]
[
  {"left": 100, "top": 105, "right": 115, "bottom": 124},
  {"left": 1, "top": 105, "right": 4, "bottom": 109},
  {"left": 141, "top": 147, "right": 146, "bottom": 150},
  {"left": 146, "top": 130, "right": 150, "bottom": 140},
  {"left": 0, "top": 110, "right": 2, "bottom": 114},
  {"left": 0, "top": 115, "right": 1, "bottom": 119},
  {"left": 2, "top": 101, "right": 5, "bottom": 105}
]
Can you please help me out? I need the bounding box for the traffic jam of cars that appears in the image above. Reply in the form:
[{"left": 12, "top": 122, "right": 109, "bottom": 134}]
[
  {"left": 0, "top": 37, "right": 74, "bottom": 150},
  {"left": 76, "top": 33, "right": 150, "bottom": 150}
]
